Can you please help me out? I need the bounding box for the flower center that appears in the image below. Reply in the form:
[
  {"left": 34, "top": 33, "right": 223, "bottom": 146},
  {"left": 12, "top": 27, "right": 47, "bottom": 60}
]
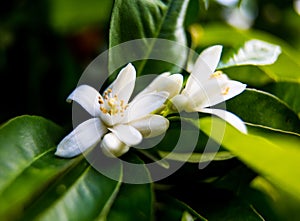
[{"left": 98, "top": 88, "right": 128, "bottom": 116}]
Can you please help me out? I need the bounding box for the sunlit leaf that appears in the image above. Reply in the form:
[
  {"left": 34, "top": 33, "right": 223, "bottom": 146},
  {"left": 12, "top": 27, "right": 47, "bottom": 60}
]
[
  {"left": 196, "top": 23, "right": 300, "bottom": 83},
  {"left": 195, "top": 116, "right": 300, "bottom": 202},
  {"left": 219, "top": 39, "right": 281, "bottom": 68},
  {"left": 158, "top": 151, "right": 234, "bottom": 163}
]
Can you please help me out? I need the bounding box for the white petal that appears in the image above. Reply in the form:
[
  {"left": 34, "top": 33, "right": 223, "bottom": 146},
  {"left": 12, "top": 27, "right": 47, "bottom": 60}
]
[
  {"left": 197, "top": 79, "right": 247, "bottom": 108},
  {"left": 134, "top": 73, "right": 183, "bottom": 100},
  {"left": 55, "top": 118, "right": 107, "bottom": 158},
  {"left": 171, "top": 94, "right": 190, "bottom": 112},
  {"left": 107, "top": 63, "right": 136, "bottom": 104},
  {"left": 134, "top": 72, "right": 170, "bottom": 99},
  {"left": 186, "top": 45, "right": 223, "bottom": 94},
  {"left": 99, "top": 111, "right": 113, "bottom": 126},
  {"left": 130, "top": 114, "right": 169, "bottom": 138},
  {"left": 220, "top": 80, "right": 247, "bottom": 102},
  {"left": 67, "top": 85, "right": 101, "bottom": 117},
  {"left": 101, "top": 133, "right": 130, "bottom": 157},
  {"left": 198, "top": 108, "right": 247, "bottom": 134},
  {"left": 167, "top": 74, "right": 184, "bottom": 98},
  {"left": 124, "top": 91, "right": 169, "bottom": 123},
  {"left": 110, "top": 124, "right": 142, "bottom": 146}
]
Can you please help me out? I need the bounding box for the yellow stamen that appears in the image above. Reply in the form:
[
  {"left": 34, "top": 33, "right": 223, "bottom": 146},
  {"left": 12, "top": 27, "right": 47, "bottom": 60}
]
[
  {"left": 222, "top": 87, "right": 230, "bottom": 95},
  {"left": 100, "top": 107, "right": 108, "bottom": 114},
  {"left": 210, "top": 71, "right": 223, "bottom": 79},
  {"left": 108, "top": 98, "right": 116, "bottom": 107}
]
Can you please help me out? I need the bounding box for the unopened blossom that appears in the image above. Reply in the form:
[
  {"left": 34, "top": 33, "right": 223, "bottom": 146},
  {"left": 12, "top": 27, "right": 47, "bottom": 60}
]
[
  {"left": 55, "top": 63, "right": 169, "bottom": 158},
  {"left": 172, "top": 45, "right": 247, "bottom": 133}
]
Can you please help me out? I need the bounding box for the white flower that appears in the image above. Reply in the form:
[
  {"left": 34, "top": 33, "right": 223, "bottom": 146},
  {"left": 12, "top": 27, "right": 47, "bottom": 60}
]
[
  {"left": 55, "top": 63, "right": 169, "bottom": 158},
  {"left": 171, "top": 45, "right": 248, "bottom": 133},
  {"left": 134, "top": 72, "right": 183, "bottom": 100}
]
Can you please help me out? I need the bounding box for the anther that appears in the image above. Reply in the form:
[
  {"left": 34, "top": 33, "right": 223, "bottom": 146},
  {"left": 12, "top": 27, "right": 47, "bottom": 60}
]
[
  {"left": 210, "top": 71, "right": 223, "bottom": 79},
  {"left": 98, "top": 97, "right": 104, "bottom": 104},
  {"left": 108, "top": 98, "right": 116, "bottom": 107},
  {"left": 100, "top": 107, "right": 108, "bottom": 114},
  {"left": 222, "top": 87, "right": 230, "bottom": 95}
]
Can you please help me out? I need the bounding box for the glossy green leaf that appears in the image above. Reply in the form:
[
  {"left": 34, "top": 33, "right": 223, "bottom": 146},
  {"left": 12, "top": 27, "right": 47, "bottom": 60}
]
[
  {"left": 219, "top": 39, "right": 281, "bottom": 68},
  {"left": 0, "top": 116, "right": 122, "bottom": 221},
  {"left": 0, "top": 116, "right": 153, "bottom": 221},
  {"left": 109, "top": 0, "right": 190, "bottom": 75},
  {"left": 29, "top": 166, "right": 122, "bottom": 221},
  {"left": 226, "top": 89, "right": 300, "bottom": 134},
  {"left": 105, "top": 154, "right": 153, "bottom": 221},
  {"left": 0, "top": 115, "right": 63, "bottom": 193},
  {"left": 264, "top": 81, "right": 300, "bottom": 118},
  {"left": 197, "top": 23, "right": 300, "bottom": 83},
  {"left": 196, "top": 116, "right": 300, "bottom": 201}
]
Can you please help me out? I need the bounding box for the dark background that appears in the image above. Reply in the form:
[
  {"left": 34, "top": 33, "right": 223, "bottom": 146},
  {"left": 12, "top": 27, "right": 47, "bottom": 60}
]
[{"left": 1, "top": 0, "right": 299, "bottom": 126}]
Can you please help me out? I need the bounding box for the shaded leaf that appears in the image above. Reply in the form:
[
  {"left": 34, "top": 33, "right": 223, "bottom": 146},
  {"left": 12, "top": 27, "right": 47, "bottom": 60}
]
[
  {"left": 226, "top": 89, "right": 300, "bottom": 134},
  {"left": 156, "top": 194, "right": 207, "bottom": 221},
  {"left": 264, "top": 81, "right": 300, "bottom": 118},
  {"left": 105, "top": 154, "right": 153, "bottom": 221},
  {"left": 0, "top": 116, "right": 123, "bottom": 221},
  {"left": 109, "top": 0, "right": 190, "bottom": 75}
]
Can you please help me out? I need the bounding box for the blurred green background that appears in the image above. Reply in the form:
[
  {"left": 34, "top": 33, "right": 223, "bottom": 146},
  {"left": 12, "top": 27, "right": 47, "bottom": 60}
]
[{"left": 1, "top": 0, "right": 299, "bottom": 126}]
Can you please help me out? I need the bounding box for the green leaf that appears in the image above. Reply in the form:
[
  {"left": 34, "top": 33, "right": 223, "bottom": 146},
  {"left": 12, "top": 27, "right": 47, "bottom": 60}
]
[
  {"left": 195, "top": 116, "right": 300, "bottom": 202},
  {"left": 0, "top": 116, "right": 153, "bottom": 221},
  {"left": 162, "top": 182, "right": 264, "bottom": 221},
  {"left": 181, "top": 211, "right": 194, "bottom": 221},
  {"left": 0, "top": 115, "right": 63, "bottom": 193},
  {"left": 105, "top": 154, "right": 153, "bottom": 221},
  {"left": 49, "top": 0, "right": 113, "bottom": 32},
  {"left": 264, "top": 81, "right": 300, "bottom": 118},
  {"left": 0, "top": 116, "right": 121, "bottom": 221},
  {"left": 28, "top": 166, "right": 123, "bottom": 221},
  {"left": 109, "top": 0, "right": 190, "bottom": 75},
  {"left": 156, "top": 194, "right": 207, "bottom": 221},
  {"left": 219, "top": 39, "right": 281, "bottom": 68},
  {"left": 158, "top": 151, "right": 234, "bottom": 163},
  {"left": 201, "top": 0, "right": 209, "bottom": 10},
  {"left": 226, "top": 89, "right": 300, "bottom": 134},
  {"left": 197, "top": 23, "right": 300, "bottom": 83},
  {"left": 250, "top": 176, "right": 300, "bottom": 220}
]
